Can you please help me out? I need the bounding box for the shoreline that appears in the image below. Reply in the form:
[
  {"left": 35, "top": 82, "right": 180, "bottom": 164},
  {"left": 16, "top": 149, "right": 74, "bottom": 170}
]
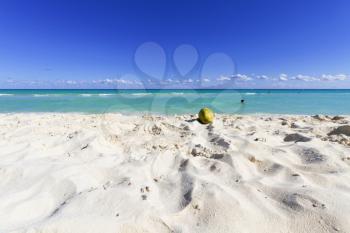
[{"left": 1, "top": 112, "right": 350, "bottom": 116}]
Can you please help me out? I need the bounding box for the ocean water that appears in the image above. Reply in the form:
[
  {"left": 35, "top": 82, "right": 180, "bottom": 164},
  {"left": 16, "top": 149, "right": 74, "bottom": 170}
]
[{"left": 0, "top": 89, "right": 349, "bottom": 115}]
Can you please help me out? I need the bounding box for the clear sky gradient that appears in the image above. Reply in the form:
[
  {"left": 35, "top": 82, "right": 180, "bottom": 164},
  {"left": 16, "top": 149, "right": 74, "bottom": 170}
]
[{"left": 0, "top": 0, "right": 350, "bottom": 89}]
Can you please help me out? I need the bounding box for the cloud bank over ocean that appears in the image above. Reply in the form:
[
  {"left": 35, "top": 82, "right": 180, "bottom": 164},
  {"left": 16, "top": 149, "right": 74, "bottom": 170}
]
[{"left": 1, "top": 73, "right": 349, "bottom": 89}]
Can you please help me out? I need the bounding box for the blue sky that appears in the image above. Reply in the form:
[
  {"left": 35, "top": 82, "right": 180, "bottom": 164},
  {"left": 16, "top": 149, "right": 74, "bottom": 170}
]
[{"left": 0, "top": 0, "right": 350, "bottom": 89}]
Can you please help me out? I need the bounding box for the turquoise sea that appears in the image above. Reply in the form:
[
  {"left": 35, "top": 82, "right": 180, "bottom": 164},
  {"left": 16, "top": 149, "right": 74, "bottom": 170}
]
[{"left": 0, "top": 89, "right": 349, "bottom": 115}]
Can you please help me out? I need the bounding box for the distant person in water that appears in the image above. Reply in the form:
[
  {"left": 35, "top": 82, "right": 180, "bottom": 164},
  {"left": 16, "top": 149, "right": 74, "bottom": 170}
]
[{"left": 241, "top": 99, "right": 245, "bottom": 104}]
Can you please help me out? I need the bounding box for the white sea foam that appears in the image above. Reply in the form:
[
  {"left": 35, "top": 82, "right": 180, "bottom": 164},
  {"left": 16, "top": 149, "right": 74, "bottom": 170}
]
[
  {"left": 131, "top": 93, "right": 152, "bottom": 96},
  {"left": 245, "top": 92, "right": 257, "bottom": 95},
  {"left": 98, "top": 94, "right": 116, "bottom": 96},
  {"left": 33, "top": 94, "right": 50, "bottom": 97},
  {"left": 0, "top": 94, "right": 14, "bottom": 96},
  {"left": 78, "top": 93, "right": 117, "bottom": 97}
]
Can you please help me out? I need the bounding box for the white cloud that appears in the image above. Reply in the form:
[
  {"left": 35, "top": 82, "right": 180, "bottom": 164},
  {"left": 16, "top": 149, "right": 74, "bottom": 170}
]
[
  {"left": 217, "top": 74, "right": 253, "bottom": 82},
  {"left": 91, "top": 78, "right": 113, "bottom": 84},
  {"left": 66, "top": 80, "right": 77, "bottom": 85},
  {"left": 279, "top": 74, "right": 288, "bottom": 81},
  {"left": 291, "top": 75, "right": 319, "bottom": 82},
  {"left": 232, "top": 74, "right": 252, "bottom": 81},
  {"left": 2, "top": 73, "right": 348, "bottom": 89},
  {"left": 217, "top": 75, "right": 231, "bottom": 81},
  {"left": 133, "top": 80, "right": 143, "bottom": 85},
  {"left": 116, "top": 79, "right": 131, "bottom": 84},
  {"left": 105, "top": 78, "right": 114, "bottom": 84},
  {"left": 289, "top": 74, "right": 348, "bottom": 82},
  {"left": 91, "top": 78, "right": 143, "bottom": 85},
  {"left": 255, "top": 75, "right": 269, "bottom": 80},
  {"left": 320, "top": 74, "right": 347, "bottom": 81}
]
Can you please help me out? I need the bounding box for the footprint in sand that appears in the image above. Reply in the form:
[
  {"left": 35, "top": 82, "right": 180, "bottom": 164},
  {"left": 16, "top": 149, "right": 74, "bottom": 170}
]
[
  {"left": 281, "top": 192, "right": 326, "bottom": 211},
  {"left": 296, "top": 147, "right": 326, "bottom": 164},
  {"left": 248, "top": 157, "right": 284, "bottom": 175},
  {"left": 150, "top": 154, "right": 195, "bottom": 214}
]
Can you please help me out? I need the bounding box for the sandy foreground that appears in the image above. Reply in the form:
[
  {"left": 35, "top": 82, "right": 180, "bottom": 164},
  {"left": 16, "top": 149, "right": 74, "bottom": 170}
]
[{"left": 0, "top": 113, "right": 350, "bottom": 233}]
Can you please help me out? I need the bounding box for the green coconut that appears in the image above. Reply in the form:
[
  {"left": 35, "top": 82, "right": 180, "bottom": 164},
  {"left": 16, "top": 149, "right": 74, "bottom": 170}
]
[{"left": 198, "top": 107, "right": 214, "bottom": 124}]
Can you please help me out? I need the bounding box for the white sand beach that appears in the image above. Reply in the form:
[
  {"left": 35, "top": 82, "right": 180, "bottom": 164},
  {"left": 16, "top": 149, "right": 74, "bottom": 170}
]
[{"left": 1, "top": 113, "right": 350, "bottom": 233}]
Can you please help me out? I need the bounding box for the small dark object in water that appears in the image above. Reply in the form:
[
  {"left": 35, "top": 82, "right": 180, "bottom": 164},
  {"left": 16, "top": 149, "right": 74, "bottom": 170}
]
[{"left": 241, "top": 99, "right": 245, "bottom": 103}]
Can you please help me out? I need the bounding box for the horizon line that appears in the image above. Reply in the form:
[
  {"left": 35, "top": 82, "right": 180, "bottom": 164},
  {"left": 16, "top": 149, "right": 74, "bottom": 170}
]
[{"left": 1, "top": 88, "right": 350, "bottom": 91}]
